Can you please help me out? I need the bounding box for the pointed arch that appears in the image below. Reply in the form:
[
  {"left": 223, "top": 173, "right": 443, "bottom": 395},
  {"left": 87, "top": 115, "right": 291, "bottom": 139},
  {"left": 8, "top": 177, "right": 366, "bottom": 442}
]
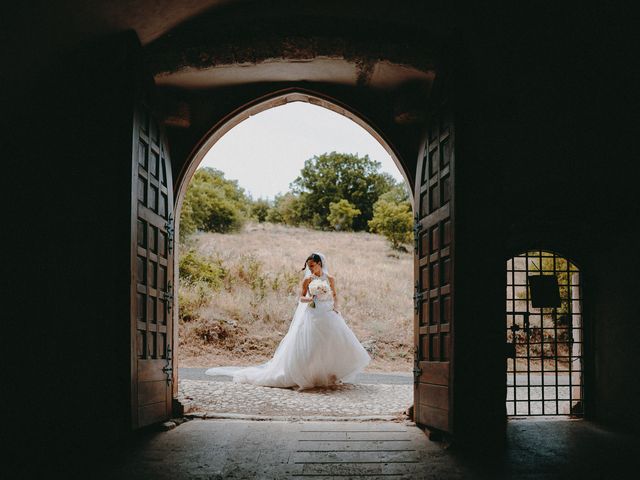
[{"left": 174, "top": 88, "right": 411, "bottom": 233}]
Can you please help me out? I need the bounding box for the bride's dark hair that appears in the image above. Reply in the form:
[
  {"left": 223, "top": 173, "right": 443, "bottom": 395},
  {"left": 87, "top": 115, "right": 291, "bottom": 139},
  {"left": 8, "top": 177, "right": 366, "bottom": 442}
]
[{"left": 301, "top": 253, "right": 322, "bottom": 271}]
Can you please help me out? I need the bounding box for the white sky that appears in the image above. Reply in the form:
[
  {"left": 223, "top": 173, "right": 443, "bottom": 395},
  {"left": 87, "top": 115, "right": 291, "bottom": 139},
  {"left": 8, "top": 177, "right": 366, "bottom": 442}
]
[{"left": 199, "top": 102, "right": 406, "bottom": 201}]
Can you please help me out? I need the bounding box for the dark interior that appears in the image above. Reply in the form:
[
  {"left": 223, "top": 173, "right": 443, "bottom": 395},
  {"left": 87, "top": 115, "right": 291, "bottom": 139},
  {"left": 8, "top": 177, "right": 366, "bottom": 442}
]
[{"left": 3, "top": 1, "right": 638, "bottom": 474}]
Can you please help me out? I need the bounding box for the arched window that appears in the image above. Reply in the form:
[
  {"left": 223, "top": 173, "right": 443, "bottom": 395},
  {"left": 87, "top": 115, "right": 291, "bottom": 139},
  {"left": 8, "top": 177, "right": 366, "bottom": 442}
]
[{"left": 506, "top": 250, "right": 583, "bottom": 417}]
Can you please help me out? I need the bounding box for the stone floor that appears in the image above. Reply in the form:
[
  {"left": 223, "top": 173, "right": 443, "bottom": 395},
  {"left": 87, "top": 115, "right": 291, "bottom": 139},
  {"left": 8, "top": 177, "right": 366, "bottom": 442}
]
[
  {"left": 178, "top": 379, "right": 413, "bottom": 419},
  {"left": 106, "top": 418, "right": 461, "bottom": 479},
  {"left": 104, "top": 417, "right": 640, "bottom": 479}
]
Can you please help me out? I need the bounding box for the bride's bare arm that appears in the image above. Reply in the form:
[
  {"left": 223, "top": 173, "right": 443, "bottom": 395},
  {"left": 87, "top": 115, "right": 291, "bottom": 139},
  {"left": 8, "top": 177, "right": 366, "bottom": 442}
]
[
  {"left": 299, "top": 277, "right": 312, "bottom": 302},
  {"left": 329, "top": 276, "right": 339, "bottom": 310}
]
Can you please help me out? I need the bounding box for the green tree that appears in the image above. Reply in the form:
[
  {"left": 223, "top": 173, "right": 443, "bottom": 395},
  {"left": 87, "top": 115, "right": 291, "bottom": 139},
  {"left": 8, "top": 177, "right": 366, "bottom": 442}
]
[
  {"left": 180, "top": 167, "right": 250, "bottom": 239},
  {"left": 368, "top": 192, "right": 413, "bottom": 250},
  {"left": 179, "top": 200, "right": 198, "bottom": 238},
  {"left": 327, "top": 199, "right": 361, "bottom": 231},
  {"left": 289, "top": 152, "right": 397, "bottom": 231},
  {"left": 377, "top": 182, "right": 411, "bottom": 204},
  {"left": 250, "top": 197, "right": 272, "bottom": 223},
  {"left": 266, "top": 192, "right": 304, "bottom": 226}
]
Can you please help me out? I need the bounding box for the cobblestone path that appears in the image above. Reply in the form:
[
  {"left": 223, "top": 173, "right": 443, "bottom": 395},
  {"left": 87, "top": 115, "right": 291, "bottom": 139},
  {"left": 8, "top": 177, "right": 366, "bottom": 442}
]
[{"left": 178, "top": 379, "right": 413, "bottom": 419}]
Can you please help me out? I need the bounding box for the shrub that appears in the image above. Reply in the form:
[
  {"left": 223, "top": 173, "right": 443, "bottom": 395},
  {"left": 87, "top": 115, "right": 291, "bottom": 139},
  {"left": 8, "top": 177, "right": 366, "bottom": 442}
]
[
  {"left": 178, "top": 280, "right": 211, "bottom": 322},
  {"left": 368, "top": 199, "right": 413, "bottom": 250},
  {"left": 179, "top": 249, "right": 227, "bottom": 290},
  {"left": 328, "top": 199, "right": 361, "bottom": 231}
]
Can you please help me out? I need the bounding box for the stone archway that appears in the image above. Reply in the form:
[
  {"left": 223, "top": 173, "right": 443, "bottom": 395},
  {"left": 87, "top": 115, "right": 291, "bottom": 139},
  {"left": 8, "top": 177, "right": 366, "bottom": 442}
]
[
  {"left": 170, "top": 88, "right": 416, "bottom": 419},
  {"left": 173, "top": 88, "right": 411, "bottom": 228}
]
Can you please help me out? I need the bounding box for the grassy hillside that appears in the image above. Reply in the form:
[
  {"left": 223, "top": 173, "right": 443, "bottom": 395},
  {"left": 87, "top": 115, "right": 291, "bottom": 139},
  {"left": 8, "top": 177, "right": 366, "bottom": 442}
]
[{"left": 178, "top": 221, "right": 413, "bottom": 372}]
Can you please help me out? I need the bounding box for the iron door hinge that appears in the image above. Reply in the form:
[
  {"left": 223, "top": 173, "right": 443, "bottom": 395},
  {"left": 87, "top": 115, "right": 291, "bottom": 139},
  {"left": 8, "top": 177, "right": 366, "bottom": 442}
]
[
  {"left": 163, "top": 281, "right": 173, "bottom": 313},
  {"left": 162, "top": 344, "right": 173, "bottom": 385},
  {"left": 413, "top": 214, "right": 423, "bottom": 253},
  {"left": 413, "top": 281, "right": 423, "bottom": 313},
  {"left": 413, "top": 345, "right": 422, "bottom": 382},
  {"left": 165, "top": 213, "right": 174, "bottom": 254}
]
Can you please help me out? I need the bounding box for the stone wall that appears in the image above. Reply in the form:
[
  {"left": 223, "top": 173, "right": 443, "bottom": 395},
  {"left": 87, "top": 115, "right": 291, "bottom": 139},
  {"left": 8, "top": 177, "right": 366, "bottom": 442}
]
[{"left": 3, "top": 3, "right": 638, "bottom": 475}]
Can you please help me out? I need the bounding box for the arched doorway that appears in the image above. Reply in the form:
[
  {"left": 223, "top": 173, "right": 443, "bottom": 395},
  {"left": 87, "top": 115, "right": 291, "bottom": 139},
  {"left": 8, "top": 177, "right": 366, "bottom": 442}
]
[
  {"left": 171, "top": 88, "right": 415, "bottom": 416},
  {"left": 505, "top": 250, "right": 584, "bottom": 417},
  {"left": 131, "top": 76, "right": 463, "bottom": 438},
  {"left": 174, "top": 89, "right": 410, "bottom": 228}
]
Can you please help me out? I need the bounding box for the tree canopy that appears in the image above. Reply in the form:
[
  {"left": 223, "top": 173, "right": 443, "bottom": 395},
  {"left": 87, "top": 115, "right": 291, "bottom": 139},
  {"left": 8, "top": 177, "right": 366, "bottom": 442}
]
[
  {"left": 328, "top": 199, "right": 361, "bottom": 231},
  {"left": 179, "top": 154, "right": 412, "bottom": 249},
  {"left": 289, "top": 152, "right": 397, "bottom": 231},
  {"left": 179, "top": 167, "right": 251, "bottom": 238},
  {"left": 368, "top": 183, "right": 413, "bottom": 250}
]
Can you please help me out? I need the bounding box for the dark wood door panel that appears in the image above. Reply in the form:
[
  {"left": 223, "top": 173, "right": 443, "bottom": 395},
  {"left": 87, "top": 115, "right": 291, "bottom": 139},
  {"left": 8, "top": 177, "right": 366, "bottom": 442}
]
[
  {"left": 414, "top": 97, "right": 455, "bottom": 435},
  {"left": 138, "top": 379, "right": 169, "bottom": 405},
  {"left": 131, "top": 90, "right": 174, "bottom": 429},
  {"left": 138, "top": 402, "right": 168, "bottom": 428},
  {"left": 419, "top": 405, "right": 449, "bottom": 432},
  {"left": 418, "top": 383, "right": 449, "bottom": 410},
  {"left": 416, "top": 361, "right": 449, "bottom": 385}
]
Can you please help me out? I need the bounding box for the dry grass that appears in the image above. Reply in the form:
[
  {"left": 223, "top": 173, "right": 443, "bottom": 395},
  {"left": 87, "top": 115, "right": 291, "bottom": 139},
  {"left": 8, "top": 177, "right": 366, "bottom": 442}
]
[{"left": 177, "top": 221, "right": 413, "bottom": 373}]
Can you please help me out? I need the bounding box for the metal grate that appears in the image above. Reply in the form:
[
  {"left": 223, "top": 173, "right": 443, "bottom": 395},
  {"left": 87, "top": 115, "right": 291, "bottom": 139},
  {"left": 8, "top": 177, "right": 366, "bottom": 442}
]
[{"left": 506, "top": 250, "right": 584, "bottom": 417}]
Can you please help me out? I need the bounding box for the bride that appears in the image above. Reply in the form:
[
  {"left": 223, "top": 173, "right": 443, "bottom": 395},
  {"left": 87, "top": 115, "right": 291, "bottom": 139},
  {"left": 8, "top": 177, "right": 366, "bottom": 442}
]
[{"left": 205, "top": 252, "right": 371, "bottom": 390}]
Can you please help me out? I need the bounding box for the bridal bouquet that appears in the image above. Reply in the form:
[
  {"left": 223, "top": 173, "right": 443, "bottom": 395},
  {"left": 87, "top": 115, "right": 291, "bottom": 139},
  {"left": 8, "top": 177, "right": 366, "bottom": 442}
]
[{"left": 308, "top": 278, "right": 330, "bottom": 308}]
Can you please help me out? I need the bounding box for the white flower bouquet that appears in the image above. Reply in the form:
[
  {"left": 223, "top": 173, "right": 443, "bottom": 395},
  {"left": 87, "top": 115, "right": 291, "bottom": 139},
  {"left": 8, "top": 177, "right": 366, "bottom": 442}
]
[{"left": 308, "top": 278, "right": 330, "bottom": 308}]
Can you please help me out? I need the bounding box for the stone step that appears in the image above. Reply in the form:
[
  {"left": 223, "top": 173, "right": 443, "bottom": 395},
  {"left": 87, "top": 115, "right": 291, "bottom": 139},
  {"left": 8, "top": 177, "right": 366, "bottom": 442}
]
[
  {"left": 294, "top": 449, "right": 419, "bottom": 463},
  {"left": 296, "top": 441, "right": 416, "bottom": 451},
  {"left": 299, "top": 461, "right": 426, "bottom": 476}
]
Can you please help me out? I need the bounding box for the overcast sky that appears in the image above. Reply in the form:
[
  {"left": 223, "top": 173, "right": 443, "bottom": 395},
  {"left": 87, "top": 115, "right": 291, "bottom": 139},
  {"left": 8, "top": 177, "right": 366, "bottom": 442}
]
[{"left": 199, "top": 102, "right": 406, "bottom": 201}]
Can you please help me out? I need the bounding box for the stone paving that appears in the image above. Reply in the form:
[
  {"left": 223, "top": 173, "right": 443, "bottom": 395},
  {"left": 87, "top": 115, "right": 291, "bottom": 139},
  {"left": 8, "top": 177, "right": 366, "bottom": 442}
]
[
  {"left": 104, "top": 417, "right": 640, "bottom": 479},
  {"left": 107, "top": 418, "right": 450, "bottom": 479},
  {"left": 178, "top": 378, "right": 413, "bottom": 419}
]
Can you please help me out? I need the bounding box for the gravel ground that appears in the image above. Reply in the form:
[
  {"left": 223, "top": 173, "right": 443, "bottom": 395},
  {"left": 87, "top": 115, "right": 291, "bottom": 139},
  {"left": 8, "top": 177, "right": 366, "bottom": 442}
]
[{"left": 178, "top": 367, "right": 413, "bottom": 418}]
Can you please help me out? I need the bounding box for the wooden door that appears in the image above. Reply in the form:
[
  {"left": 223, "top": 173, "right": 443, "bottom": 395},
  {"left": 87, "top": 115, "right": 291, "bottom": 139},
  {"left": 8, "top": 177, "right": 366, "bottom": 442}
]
[
  {"left": 130, "top": 91, "right": 175, "bottom": 428},
  {"left": 413, "top": 98, "right": 454, "bottom": 436}
]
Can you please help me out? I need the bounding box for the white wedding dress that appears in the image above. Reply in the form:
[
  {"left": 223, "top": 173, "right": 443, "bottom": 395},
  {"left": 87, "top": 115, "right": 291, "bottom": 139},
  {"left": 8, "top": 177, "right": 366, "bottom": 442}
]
[{"left": 205, "top": 270, "right": 371, "bottom": 390}]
